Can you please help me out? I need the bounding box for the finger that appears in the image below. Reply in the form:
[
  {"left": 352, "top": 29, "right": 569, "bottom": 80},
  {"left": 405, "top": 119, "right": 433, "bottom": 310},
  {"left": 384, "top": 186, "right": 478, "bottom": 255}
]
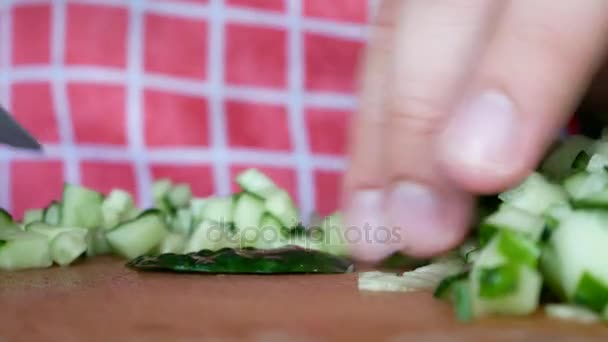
[
  {"left": 346, "top": 0, "right": 502, "bottom": 260},
  {"left": 438, "top": 0, "right": 608, "bottom": 193},
  {"left": 342, "top": 0, "right": 399, "bottom": 261}
]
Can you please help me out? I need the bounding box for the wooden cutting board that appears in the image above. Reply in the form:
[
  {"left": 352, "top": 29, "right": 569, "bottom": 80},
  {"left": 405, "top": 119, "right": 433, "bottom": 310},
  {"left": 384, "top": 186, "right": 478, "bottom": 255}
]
[{"left": 1, "top": 256, "right": 607, "bottom": 341}]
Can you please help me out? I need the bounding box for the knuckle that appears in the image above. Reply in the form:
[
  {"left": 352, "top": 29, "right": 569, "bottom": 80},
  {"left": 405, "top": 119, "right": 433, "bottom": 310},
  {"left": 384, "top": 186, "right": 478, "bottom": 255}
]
[
  {"left": 513, "top": 22, "right": 579, "bottom": 68},
  {"left": 390, "top": 93, "right": 446, "bottom": 136}
]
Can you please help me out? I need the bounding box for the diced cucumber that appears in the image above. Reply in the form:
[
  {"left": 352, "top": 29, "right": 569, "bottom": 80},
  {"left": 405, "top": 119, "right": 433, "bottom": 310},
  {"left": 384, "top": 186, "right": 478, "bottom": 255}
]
[
  {"left": 43, "top": 201, "right": 61, "bottom": 225},
  {"left": 563, "top": 171, "right": 608, "bottom": 201},
  {"left": 158, "top": 232, "right": 187, "bottom": 254},
  {"left": 171, "top": 208, "right": 193, "bottom": 236},
  {"left": 541, "top": 135, "right": 595, "bottom": 180},
  {"left": 571, "top": 151, "right": 591, "bottom": 172},
  {"left": 265, "top": 190, "right": 299, "bottom": 228},
  {"left": 572, "top": 272, "right": 608, "bottom": 313},
  {"left": 23, "top": 208, "right": 44, "bottom": 225},
  {"left": 496, "top": 230, "right": 540, "bottom": 268},
  {"left": 167, "top": 184, "right": 192, "bottom": 209},
  {"left": 152, "top": 179, "right": 173, "bottom": 213},
  {"left": 101, "top": 189, "right": 135, "bottom": 229},
  {"left": 452, "top": 280, "right": 474, "bottom": 322},
  {"left": 25, "top": 222, "right": 88, "bottom": 240},
  {"left": 233, "top": 193, "right": 265, "bottom": 241},
  {"left": 235, "top": 168, "right": 279, "bottom": 199},
  {"left": 61, "top": 184, "right": 104, "bottom": 229},
  {"left": 0, "top": 230, "right": 53, "bottom": 270},
  {"left": 545, "top": 304, "right": 601, "bottom": 324},
  {"left": 85, "top": 228, "right": 112, "bottom": 257},
  {"left": 105, "top": 210, "right": 170, "bottom": 259},
  {"left": 190, "top": 197, "right": 207, "bottom": 225},
  {"left": 184, "top": 220, "right": 237, "bottom": 253},
  {"left": 0, "top": 208, "right": 13, "bottom": 228},
  {"left": 255, "top": 214, "right": 288, "bottom": 249},
  {"left": 201, "top": 196, "right": 234, "bottom": 224},
  {"left": 543, "top": 211, "right": 608, "bottom": 308},
  {"left": 479, "top": 204, "right": 545, "bottom": 243},
  {"left": 319, "top": 212, "right": 348, "bottom": 256},
  {"left": 498, "top": 172, "right": 567, "bottom": 215},
  {"left": 586, "top": 153, "right": 608, "bottom": 173},
  {"left": 50, "top": 231, "right": 87, "bottom": 266},
  {"left": 544, "top": 203, "right": 573, "bottom": 231}
]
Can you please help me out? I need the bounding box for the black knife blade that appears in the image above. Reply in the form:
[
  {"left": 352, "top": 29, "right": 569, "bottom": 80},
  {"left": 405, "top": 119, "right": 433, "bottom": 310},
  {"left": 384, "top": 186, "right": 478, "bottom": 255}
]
[{"left": 0, "top": 106, "right": 42, "bottom": 151}]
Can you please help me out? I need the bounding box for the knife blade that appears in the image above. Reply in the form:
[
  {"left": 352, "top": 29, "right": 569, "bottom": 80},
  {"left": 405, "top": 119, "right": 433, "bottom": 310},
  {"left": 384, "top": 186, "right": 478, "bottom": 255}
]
[{"left": 0, "top": 106, "right": 42, "bottom": 151}]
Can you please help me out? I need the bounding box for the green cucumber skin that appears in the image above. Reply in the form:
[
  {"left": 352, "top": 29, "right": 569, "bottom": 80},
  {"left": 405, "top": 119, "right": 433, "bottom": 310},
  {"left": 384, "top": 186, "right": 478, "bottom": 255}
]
[{"left": 0, "top": 208, "right": 14, "bottom": 227}]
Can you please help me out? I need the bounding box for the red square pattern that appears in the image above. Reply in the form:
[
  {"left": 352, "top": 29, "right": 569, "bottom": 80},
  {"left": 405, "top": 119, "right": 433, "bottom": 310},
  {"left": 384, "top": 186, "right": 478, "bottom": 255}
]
[
  {"left": 151, "top": 0, "right": 207, "bottom": 3},
  {"left": 11, "top": 82, "right": 60, "bottom": 144},
  {"left": 304, "top": 0, "right": 368, "bottom": 23},
  {"left": 68, "top": 83, "right": 126, "bottom": 145},
  {"left": 314, "top": 170, "right": 343, "bottom": 216},
  {"left": 80, "top": 161, "right": 138, "bottom": 202},
  {"left": 225, "top": 23, "right": 286, "bottom": 88},
  {"left": 11, "top": 160, "right": 64, "bottom": 220},
  {"left": 230, "top": 165, "right": 297, "bottom": 204},
  {"left": 150, "top": 164, "right": 215, "bottom": 197},
  {"left": 144, "top": 89, "right": 210, "bottom": 147},
  {"left": 225, "top": 100, "right": 291, "bottom": 151},
  {"left": 144, "top": 14, "right": 208, "bottom": 79},
  {"left": 306, "top": 108, "right": 350, "bottom": 155},
  {"left": 65, "top": 3, "right": 128, "bottom": 67},
  {"left": 305, "top": 33, "right": 363, "bottom": 93},
  {"left": 227, "top": 0, "right": 284, "bottom": 12},
  {"left": 12, "top": 4, "right": 51, "bottom": 65}
]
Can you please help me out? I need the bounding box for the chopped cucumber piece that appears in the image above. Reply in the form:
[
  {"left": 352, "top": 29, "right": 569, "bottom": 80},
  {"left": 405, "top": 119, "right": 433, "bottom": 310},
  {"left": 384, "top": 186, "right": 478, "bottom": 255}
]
[
  {"left": 23, "top": 208, "right": 44, "bottom": 225},
  {"left": 571, "top": 151, "right": 591, "bottom": 172},
  {"left": 233, "top": 193, "right": 265, "bottom": 242},
  {"left": 498, "top": 172, "right": 567, "bottom": 215},
  {"left": 50, "top": 231, "right": 87, "bottom": 266},
  {"left": 541, "top": 135, "right": 594, "bottom": 180},
  {"left": 0, "top": 208, "right": 14, "bottom": 228},
  {"left": 86, "top": 228, "right": 112, "bottom": 257},
  {"left": 152, "top": 179, "right": 173, "bottom": 213},
  {"left": 563, "top": 171, "right": 608, "bottom": 200},
  {"left": 496, "top": 230, "right": 540, "bottom": 268},
  {"left": 190, "top": 197, "right": 207, "bottom": 225},
  {"left": 235, "top": 168, "right": 279, "bottom": 199},
  {"left": 158, "top": 232, "right": 187, "bottom": 254},
  {"left": 265, "top": 190, "right": 299, "bottom": 228},
  {"left": 480, "top": 204, "right": 545, "bottom": 243},
  {"left": 167, "top": 184, "right": 192, "bottom": 209},
  {"left": 101, "top": 189, "right": 135, "bottom": 229},
  {"left": 452, "top": 280, "right": 473, "bottom": 322},
  {"left": 0, "top": 230, "right": 52, "bottom": 270},
  {"left": 586, "top": 153, "right": 608, "bottom": 173},
  {"left": 61, "top": 184, "right": 104, "bottom": 229},
  {"left": 255, "top": 214, "right": 288, "bottom": 249},
  {"left": 201, "top": 196, "right": 234, "bottom": 224},
  {"left": 319, "top": 212, "right": 348, "bottom": 256},
  {"left": 171, "top": 208, "right": 193, "bottom": 236},
  {"left": 25, "top": 222, "right": 88, "bottom": 240},
  {"left": 477, "top": 264, "right": 519, "bottom": 299},
  {"left": 545, "top": 304, "right": 601, "bottom": 324},
  {"left": 544, "top": 203, "right": 572, "bottom": 231},
  {"left": 43, "top": 201, "right": 61, "bottom": 225},
  {"left": 105, "top": 210, "right": 169, "bottom": 259},
  {"left": 573, "top": 272, "right": 608, "bottom": 313},
  {"left": 184, "top": 220, "right": 236, "bottom": 253}
]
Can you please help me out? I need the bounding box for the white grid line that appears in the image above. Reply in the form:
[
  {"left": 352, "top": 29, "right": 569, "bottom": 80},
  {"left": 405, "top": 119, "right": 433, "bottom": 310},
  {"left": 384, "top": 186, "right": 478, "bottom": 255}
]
[
  {"left": 126, "top": 0, "right": 152, "bottom": 207},
  {"left": 208, "top": 0, "right": 230, "bottom": 196},
  {"left": 287, "top": 0, "right": 314, "bottom": 222},
  {"left": 50, "top": 0, "right": 79, "bottom": 185},
  {"left": 0, "top": 2, "right": 11, "bottom": 210}
]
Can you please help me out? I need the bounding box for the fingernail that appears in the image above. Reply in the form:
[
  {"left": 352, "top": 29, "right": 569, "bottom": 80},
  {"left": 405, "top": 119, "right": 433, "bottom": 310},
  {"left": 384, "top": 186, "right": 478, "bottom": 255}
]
[
  {"left": 343, "top": 190, "right": 394, "bottom": 262},
  {"left": 386, "top": 182, "right": 455, "bottom": 256},
  {"left": 440, "top": 90, "right": 517, "bottom": 173}
]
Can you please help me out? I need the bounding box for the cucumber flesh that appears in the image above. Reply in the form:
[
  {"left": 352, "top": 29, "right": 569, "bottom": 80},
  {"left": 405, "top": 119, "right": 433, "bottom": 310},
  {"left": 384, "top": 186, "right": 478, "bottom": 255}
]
[
  {"left": 190, "top": 197, "right": 207, "bottom": 226},
  {"left": 25, "top": 222, "right": 88, "bottom": 240},
  {"left": 50, "top": 231, "right": 87, "bottom": 266},
  {"left": 85, "top": 228, "right": 112, "bottom": 257},
  {"left": 480, "top": 204, "right": 545, "bottom": 243},
  {"left": 235, "top": 168, "right": 279, "bottom": 199},
  {"left": 185, "top": 220, "right": 237, "bottom": 253},
  {"left": 201, "top": 196, "right": 234, "bottom": 224},
  {"left": 586, "top": 153, "right": 608, "bottom": 173},
  {"left": 105, "top": 210, "right": 169, "bottom": 259},
  {"left": 152, "top": 179, "right": 173, "bottom": 213},
  {"left": 101, "top": 189, "right": 135, "bottom": 229},
  {"left": 167, "top": 184, "right": 192, "bottom": 209},
  {"left": 265, "top": 190, "right": 299, "bottom": 229},
  {"left": 233, "top": 193, "right": 265, "bottom": 243},
  {"left": 171, "top": 208, "right": 193, "bottom": 236},
  {"left": 23, "top": 209, "right": 44, "bottom": 225},
  {"left": 43, "top": 201, "right": 62, "bottom": 226},
  {"left": 0, "top": 230, "right": 53, "bottom": 270},
  {"left": 158, "top": 232, "right": 187, "bottom": 254},
  {"left": 61, "top": 184, "right": 104, "bottom": 229},
  {"left": 541, "top": 135, "right": 594, "bottom": 180},
  {"left": 255, "top": 214, "right": 288, "bottom": 249},
  {"left": 498, "top": 172, "right": 567, "bottom": 215},
  {"left": 320, "top": 213, "right": 349, "bottom": 256}
]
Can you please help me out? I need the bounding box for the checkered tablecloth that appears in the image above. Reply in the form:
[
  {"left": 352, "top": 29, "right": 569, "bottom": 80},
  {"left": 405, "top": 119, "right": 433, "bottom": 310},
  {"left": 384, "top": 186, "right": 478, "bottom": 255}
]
[{"left": 0, "top": 0, "right": 375, "bottom": 219}]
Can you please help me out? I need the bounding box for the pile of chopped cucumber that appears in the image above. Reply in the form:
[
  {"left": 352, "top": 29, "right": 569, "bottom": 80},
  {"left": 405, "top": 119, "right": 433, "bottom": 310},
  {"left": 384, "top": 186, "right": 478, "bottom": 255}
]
[
  {"left": 359, "top": 133, "right": 608, "bottom": 324},
  {"left": 0, "top": 168, "right": 346, "bottom": 271}
]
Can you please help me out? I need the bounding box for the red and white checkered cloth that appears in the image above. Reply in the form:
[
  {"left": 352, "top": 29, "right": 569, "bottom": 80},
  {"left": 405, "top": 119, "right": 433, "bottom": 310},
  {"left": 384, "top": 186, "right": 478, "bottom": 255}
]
[{"left": 0, "top": 0, "right": 373, "bottom": 220}]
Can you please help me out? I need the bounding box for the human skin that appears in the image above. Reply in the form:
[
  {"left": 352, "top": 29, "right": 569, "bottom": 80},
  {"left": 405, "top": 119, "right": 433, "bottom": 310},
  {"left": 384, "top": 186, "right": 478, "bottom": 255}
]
[{"left": 342, "top": 0, "right": 608, "bottom": 261}]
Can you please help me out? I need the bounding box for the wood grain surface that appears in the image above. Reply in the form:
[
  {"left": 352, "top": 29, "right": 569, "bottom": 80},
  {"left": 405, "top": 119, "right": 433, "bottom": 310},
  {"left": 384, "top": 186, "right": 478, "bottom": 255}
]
[{"left": 1, "top": 256, "right": 607, "bottom": 341}]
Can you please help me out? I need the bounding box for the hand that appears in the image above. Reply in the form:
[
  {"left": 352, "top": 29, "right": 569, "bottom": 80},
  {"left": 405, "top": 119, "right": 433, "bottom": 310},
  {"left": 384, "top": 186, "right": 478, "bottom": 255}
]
[{"left": 342, "top": 0, "right": 608, "bottom": 261}]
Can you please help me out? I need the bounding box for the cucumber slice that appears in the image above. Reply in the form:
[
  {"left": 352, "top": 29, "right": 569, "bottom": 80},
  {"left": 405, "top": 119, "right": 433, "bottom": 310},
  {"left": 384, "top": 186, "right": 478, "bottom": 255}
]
[
  {"left": 586, "top": 153, "right": 608, "bottom": 173},
  {"left": 0, "top": 230, "right": 53, "bottom": 270},
  {"left": 0, "top": 208, "right": 14, "bottom": 228},
  {"left": 86, "top": 228, "right": 112, "bottom": 257},
  {"left": 43, "top": 201, "right": 61, "bottom": 225},
  {"left": 480, "top": 204, "right": 545, "bottom": 243},
  {"left": 101, "top": 189, "right": 135, "bottom": 229},
  {"left": 105, "top": 210, "right": 170, "bottom": 259},
  {"left": 50, "top": 231, "right": 87, "bottom": 266},
  {"left": 541, "top": 135, "right": 594, "bottom": 180},
  {"left": 235, "top": 168, "right": 279, "bottom": 199},
  {"left": 233, "top": 193, "right": 265, "bottom": 243},
  {"left": 563, "top": 171, "right": 608, "bottom": 200},
  {"left": 498, "top": 172, "right": 567, "bottom": 215},
  {"left": 158, "top": 232, "right": 187, "bottom": 254},
  {"left": 184, "top": 220, "right": 237, "bottom": 253},
  {"left": 167, "top": 184, "right": 192, "bottom": 209},
  {"left": 543, "top": 211, "right": 608, "bottom": 306},
  {"left": 265, "top": 190, "right": 299, "bottom": 228},
  {"left": 201, "top": 196, "right": 234, "bottom": 224},
  {"left": 61, "top": 184, "right": 104, "bottom": 229},
  {"left": 23, "top": 208, "right": 44, "bottom": 225}
]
